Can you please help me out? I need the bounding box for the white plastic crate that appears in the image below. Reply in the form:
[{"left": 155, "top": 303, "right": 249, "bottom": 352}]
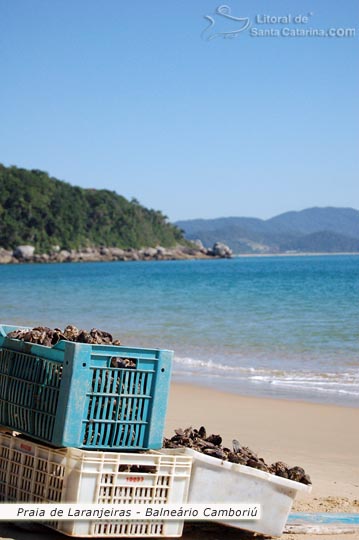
[
  {"left": 170, "top": 447, "right": 312, "bottom": 537},
  {"left": 0, "top": 432, "right": 192, "bottom": 537}
]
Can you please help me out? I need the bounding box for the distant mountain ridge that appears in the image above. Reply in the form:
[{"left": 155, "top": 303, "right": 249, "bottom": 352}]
[{"left": 176, "top": 208, "right": 359, "bottom": 254}]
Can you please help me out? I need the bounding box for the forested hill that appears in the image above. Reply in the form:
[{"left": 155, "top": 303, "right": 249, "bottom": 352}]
[{"left": 0, "top": 164, "right": 184, "bottom": 251}]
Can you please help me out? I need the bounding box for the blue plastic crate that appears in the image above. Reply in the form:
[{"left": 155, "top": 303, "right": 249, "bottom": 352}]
[{"left": 0, "top": 324, "right": 173, "bottom": 450}]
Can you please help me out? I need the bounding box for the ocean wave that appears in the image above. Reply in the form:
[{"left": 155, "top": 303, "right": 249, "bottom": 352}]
[
  {"left": 173, "top": 355, "right": 359, "bottom": 402},
  {"left": 173, "top": 355, "right": 257, "bottom": 374},
  {"left": 268, "top": 380, "right": 359, "bottom": 397},
  {"left": 251, "top": 376, "right": 359, "bottom": 386}
]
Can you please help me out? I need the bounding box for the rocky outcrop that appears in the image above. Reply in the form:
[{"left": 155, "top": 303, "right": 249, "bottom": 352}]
[
  {"left": 13, "top": 245, "right": 35, "bottom": 260},
  {"left": 208, "top": 242, "right": 233, "bottom": 258},
  {"left": 0, "top": 242, "right": 233, "bottom": 265},
  {"left": 0, "top": 248, "right": 14, "bottom": 264}
]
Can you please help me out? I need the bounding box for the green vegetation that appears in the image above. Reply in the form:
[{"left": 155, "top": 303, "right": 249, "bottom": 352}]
[{"left": 0, "top": 164, "right": 184, "bottom": 251}]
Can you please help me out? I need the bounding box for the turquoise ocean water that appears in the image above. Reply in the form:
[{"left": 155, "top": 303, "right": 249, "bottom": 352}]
[{"left": 1, "top": 255, "right": 358, "bottom": 407}]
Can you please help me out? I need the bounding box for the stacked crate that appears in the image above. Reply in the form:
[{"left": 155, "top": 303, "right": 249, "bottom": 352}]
[{"left": 0, "top": 324, "right": 192, "bottom": 537}]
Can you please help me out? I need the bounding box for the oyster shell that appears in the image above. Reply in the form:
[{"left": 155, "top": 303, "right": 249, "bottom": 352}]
[{"left": 163, "top": 426, "right": 312, "bottom": 485}]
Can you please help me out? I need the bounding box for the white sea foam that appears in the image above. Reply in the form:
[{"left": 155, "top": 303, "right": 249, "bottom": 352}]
[
  {"left": 173, "top": 355, "right": 359, "bottom": 404},
  {"left": 173, "top": 356, "right": 254, "bottom": 373}
]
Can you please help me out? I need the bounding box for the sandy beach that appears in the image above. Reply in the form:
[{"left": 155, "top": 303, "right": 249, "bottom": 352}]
[
  {"left": 165, "top": 383, "right": 359, "bottom": 539},
  {"left": 166, "top": 383, "right": 359, "bottom": 505},
  {"left": 0, "top": 382, "right": 358, "bottom": 540}
]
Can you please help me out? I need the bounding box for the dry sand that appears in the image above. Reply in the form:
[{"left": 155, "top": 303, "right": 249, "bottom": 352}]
[
  {"left": 0, "top": 383, "right": 358, "bottom": 540},
  {"left": 166, "top": 383, "right": 359, "bottom": 506},
  {"left": 165, "top": 382, "right": 359, "bottom": 539}
]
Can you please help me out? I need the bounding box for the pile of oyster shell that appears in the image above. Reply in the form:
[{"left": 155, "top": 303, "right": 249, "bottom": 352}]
[
  {"left": 7, "top": 325, "right": 121, "bottom": 347},
  {"left": 164, "top": 426, "right": 311, "bottom": 485}
]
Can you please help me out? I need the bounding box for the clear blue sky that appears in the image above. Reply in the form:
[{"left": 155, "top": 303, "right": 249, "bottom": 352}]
[{"left": 0, "top": 0, "right": 358, "bottom": 221}]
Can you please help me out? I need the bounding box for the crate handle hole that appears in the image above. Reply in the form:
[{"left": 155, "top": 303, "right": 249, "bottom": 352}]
[
  {"left": 161, "top": 368, "right": 165, "bottom": 372},
  {"left": 82, "top": 363, "right": 87, "bottom": 367}
]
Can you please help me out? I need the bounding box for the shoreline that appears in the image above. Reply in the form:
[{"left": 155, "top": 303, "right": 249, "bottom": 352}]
[
  {"left": 171, "top": 375, "right": 359, "bottom": 409},
  {"left": 0, "top": 244, "right": 232, "bottom": 265},
  {"left": 1, "top": 248, "right": 358, "bottom": 265}
]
